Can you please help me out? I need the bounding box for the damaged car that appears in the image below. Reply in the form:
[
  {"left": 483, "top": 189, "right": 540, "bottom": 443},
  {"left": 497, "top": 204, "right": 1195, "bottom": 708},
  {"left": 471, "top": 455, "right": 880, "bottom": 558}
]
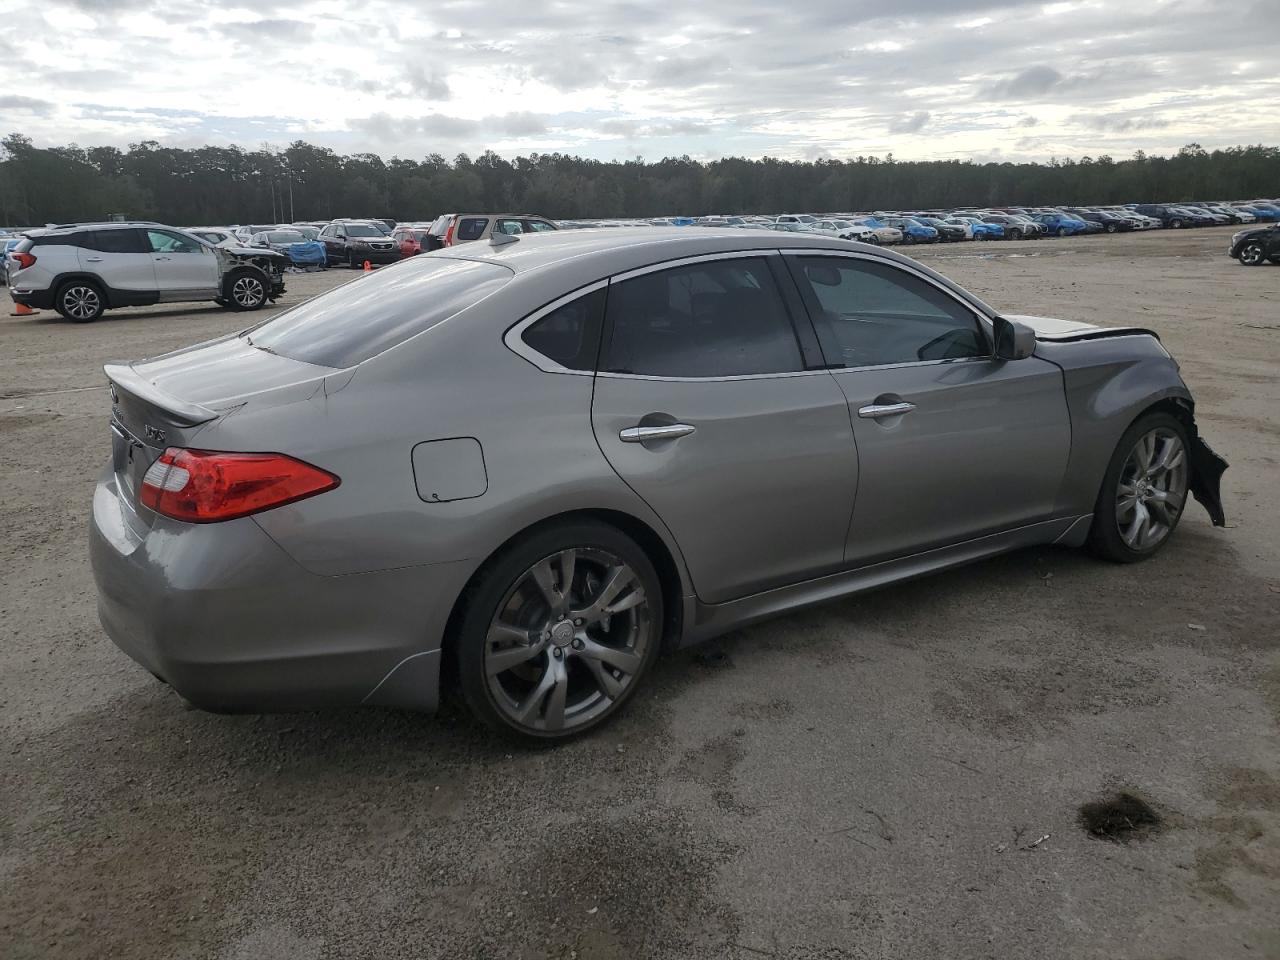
[
  {"left": 90, "top": 229, "right": 1227, "bottom": 741},
  {"left": 6, "top": 221, "right": 285, "bottom": 322}
]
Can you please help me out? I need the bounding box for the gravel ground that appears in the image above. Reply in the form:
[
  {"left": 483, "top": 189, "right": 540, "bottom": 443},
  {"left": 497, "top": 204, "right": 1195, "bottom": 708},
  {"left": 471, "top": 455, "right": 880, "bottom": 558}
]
[{"left": 2, "top": 227, "right": 1278, "bottom": 959}]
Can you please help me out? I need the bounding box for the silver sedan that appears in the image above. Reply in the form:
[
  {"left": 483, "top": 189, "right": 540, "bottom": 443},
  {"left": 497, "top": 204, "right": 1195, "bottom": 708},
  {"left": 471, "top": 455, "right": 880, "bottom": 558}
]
[{"left": 91, "top": 229, "right": 1227, "bottom": 741}]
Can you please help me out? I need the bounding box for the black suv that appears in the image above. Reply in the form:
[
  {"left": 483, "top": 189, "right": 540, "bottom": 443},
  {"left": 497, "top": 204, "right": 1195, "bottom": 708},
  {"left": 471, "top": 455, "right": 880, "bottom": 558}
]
[
  {"left": 317, "top": 220, "right": 401, "bottom": 268},
  {"left": 1230, "top": 224, "right": 1280, "bottom": 266}
]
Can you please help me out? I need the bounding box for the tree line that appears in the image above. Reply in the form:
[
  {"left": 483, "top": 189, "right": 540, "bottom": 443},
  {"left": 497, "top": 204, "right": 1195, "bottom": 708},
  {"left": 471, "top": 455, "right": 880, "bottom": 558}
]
[{"left": 1, "top": 133, "right": 1276, "bottom": 227}]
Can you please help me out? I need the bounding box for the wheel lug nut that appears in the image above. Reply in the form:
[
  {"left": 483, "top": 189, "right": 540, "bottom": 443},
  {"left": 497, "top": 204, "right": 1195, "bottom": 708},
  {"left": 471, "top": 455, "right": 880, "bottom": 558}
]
[
  {"left": 571, "top": 638, "right": 584, "bottom": 650},
  {"left": 552, "top": 648, "right": 563, "bottom": 659},
  {"left": 574, "top": 619, "right": 584, "bottom": 626}
]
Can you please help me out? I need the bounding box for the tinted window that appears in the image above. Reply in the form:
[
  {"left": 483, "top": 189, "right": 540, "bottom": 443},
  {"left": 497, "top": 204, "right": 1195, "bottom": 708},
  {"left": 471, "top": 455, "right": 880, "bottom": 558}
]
[
  {"left": 457, "top": 218, "right": 488, "bottom": 241},
  {"left": 520, "top": 288, "right": 605, "bottom": 371},
  {"left": 524, "top": 220, "right": 557, "bottom": 233},
  {"left": 87, "top": 229, "right": 147, "bottom": 253},
  {"left": 344, "top": 224, "right": 382, "bottom": 238},
  {"left": 793, "top": 258, "right": 986, "bottom": 367},
  {"left": 603, "top": 257, "right": 803, "bottom": 378},
  {"left": 247, "top": 257, "right": 513, "bottom": 368}
]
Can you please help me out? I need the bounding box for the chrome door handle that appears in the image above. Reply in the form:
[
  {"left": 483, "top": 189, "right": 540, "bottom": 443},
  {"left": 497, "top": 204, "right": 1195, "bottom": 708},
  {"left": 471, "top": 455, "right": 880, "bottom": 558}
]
[
  {"left": 84, "top": 257, "right": 103, "bottom": 262},
  {"left": 858, "top": 401, "right": 916, "bottom": 419},
  {"left": 619, "top": 423, "right": 696, "bottom": 443},
  {"left": 155, "top": 256, "right": 171, "bottom": 261}
]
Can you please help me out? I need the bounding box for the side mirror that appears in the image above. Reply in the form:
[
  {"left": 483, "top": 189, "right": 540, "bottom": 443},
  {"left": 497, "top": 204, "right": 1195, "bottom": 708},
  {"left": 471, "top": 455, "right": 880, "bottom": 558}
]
[{"left": 993, "top": 316, "right": 1035, "bottom": 361}]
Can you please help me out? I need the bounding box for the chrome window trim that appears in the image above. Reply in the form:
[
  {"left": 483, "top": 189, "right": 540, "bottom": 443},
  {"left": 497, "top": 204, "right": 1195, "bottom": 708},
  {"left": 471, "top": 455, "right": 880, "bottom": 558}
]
[
  {"left": 596, "top": 368, "right": 832, "bottom": 383},
  {"left": 610, "top": 249, "right": 770, "bottom": 284},
  {"left": 503, "top": 279, "right": 608, "bottom": 376}
]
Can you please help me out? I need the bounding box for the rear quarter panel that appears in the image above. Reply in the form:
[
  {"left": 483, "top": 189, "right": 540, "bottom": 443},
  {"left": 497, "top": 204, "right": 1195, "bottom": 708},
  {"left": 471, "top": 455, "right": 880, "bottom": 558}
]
[{"left": 1035, "top": 334, "right": 1192, "bottom": 516}]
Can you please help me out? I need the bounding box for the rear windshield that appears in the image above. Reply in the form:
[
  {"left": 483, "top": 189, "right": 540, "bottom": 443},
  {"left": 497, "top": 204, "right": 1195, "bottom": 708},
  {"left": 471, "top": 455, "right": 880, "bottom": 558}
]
[{"left": 245, "top": 256, "right": 513, "bottom": 367}]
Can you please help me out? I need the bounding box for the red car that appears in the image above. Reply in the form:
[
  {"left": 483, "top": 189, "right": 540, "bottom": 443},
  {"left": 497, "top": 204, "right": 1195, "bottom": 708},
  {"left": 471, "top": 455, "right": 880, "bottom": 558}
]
[{"left": 392, "top": 225, "right": 433, "bottom": 257}]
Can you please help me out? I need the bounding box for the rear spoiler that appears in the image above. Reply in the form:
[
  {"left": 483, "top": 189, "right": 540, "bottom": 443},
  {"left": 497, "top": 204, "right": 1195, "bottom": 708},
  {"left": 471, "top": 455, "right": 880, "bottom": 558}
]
[{"left": 104, "top": 363, "right": 218, "bottom": 426}]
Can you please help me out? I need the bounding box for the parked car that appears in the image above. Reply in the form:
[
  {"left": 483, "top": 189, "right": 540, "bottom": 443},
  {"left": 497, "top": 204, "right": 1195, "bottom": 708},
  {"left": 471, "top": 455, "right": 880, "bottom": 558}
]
[
  {"left": 1072, "top": 210, "right": 1134, "bottom": 233},
  {"left": 88, "top": 227, "right": 1227, "bottom": 741},
  {"left": 249, "top": 229, "right": 327, "bottom": 268},
  {"left": 848, "top": 218, "right": 904, "bottom": 244},
  {"left": 1132, "top": 204, "right": 1198, "bottom": 229},
  {"left": 233, "top": 224, "right": 276, "bottom": 244},
  {"left": 1, "top": 236, "right": 22, "bottom": 284},
  {"left": 392, "top": 224, "right": 435, "bottom": 257},
  {"left": 1033, "top": 212, "right": 1087, "bottom": 237},
  {"left": 187, "top": 227, "right": 238, "bottom": 247},
  {"left": 318, "top": 220, "right": 402, "bottom": 267},
  {"left": 881, "top": 217, "right": 939, "bottom": 243},
  {"left": 1230, "top": 223, "right": 1280, "bottom": 265},
  {"left": 806, "top": 219, "right": 878, "bottom": 243},
  {"left": 1237, "top": 202, "right": 1280, "bottom": 221},
  {"left": 7, "top": 222, "right": 285, "bottom": 322},
  {"left": 434, "top": 214, "right": 558, "bottom": 247},
  {"left": 981, "top": 214, "right": 1032, "bottom": 239},
  {"left": 912, "top": 217, "right": 968, "bottom": 242},
  {"left": 945, "top": 216, "right": 1004, "bottom": 240},
  {"left": 288, "top": 225, "right": 323, "bottom": 241}
]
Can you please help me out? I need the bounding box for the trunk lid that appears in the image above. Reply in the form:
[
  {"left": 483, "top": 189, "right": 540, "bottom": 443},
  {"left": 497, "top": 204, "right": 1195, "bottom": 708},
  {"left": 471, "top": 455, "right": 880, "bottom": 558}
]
[{"left": 104, "top": 333, "right": 336, "bottom": 521}]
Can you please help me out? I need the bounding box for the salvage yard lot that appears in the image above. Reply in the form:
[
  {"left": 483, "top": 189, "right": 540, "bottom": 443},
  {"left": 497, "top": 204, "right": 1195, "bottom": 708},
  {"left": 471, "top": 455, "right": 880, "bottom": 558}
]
[{"left": 2, "top": 225, "right": 1278, "bottom": 959}]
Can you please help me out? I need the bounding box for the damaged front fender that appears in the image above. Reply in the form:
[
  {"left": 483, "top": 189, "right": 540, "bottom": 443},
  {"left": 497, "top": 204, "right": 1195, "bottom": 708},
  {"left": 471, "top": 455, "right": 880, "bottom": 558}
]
[{"left": 1187, "top": 430, "right": 1228, "bottom": 527}]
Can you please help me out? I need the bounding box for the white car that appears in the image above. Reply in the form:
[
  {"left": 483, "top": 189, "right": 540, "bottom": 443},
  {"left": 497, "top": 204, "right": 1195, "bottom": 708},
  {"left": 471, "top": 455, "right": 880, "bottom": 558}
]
[
  {"left": 805, "top": 219, "right": 880, "bottom": 243},
  {"left": 7, "top": 221, "right": 286, "bottom": 322},
  {"left": 186, "top": 227, "right": 239, "bottom": 247},
  {"left": 847, "top": 218, "right": 905, "bottom": 245}
]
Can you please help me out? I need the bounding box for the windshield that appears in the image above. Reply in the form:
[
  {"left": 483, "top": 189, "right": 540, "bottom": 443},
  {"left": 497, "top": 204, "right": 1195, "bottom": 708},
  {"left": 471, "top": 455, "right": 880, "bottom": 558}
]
[
  {"left": 265, "top": 231, "right": 305, "bottom": 243},
  {"left": 344, "top": 224, "right": 385, "bottom": 238},
  {"left": 246, "top": 256, "right": 513, "bottom": 368}
]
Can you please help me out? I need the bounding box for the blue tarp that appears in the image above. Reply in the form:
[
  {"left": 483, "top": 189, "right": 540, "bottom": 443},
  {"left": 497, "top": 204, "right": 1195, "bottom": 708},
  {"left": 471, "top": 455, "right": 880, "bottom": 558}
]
[{"left": 287, "top": 240, "right": 327, "bottom": 265}]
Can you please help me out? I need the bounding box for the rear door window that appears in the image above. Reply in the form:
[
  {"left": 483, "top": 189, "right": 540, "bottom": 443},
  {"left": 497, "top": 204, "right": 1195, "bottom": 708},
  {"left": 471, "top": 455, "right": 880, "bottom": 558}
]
[
  {"left": 246, "top": 256, "right": 513, "bottom": 368},
  {"left": 495, "top": 219, "right": 524, "bottom": 236},
  {"left": 602, "top": 257, "right": 804, "bottom": 378},
  {"left": 523, "top": 219, "right": 557, "bottom": 233},
  {"left": 86, "top": 229, "right": 147, "bottom": 253},
  {"left": 456, "top": 218, "right": 488, "bottom": 241}
]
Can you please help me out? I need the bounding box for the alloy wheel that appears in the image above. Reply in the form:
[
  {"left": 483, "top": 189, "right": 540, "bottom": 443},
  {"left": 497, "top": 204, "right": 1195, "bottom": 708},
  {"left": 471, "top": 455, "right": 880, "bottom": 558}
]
[
  {"left": 483, "top": 547, "right": 651, "bottom": 734},
  {"left": 62, "top": 285, "right": 100, "bottom": 320},
  {"left": 232, "top": 276, "right": 264, "bottom": 307},
  {"left": 1240, "top": 242, "right": 1265, "bottom": 265},
  {"left": 1115, "top": 427, "right": 1188, "bottom": 551}
]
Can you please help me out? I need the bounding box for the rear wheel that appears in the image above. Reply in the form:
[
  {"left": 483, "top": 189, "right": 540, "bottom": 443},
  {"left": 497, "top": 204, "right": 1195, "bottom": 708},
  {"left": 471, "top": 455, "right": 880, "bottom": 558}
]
[
  {"left": 55, "top": 280, "right": 105, "bottom": 322},
  {"left": 1056, "top": 226, "right": 1068, "bottom": 237},
  {"left": 455, "top": 521, "right": 663, "bottom": 742},
  {"left": 1088, "top": 412, "right": 1190, "bottom": 563},
  {"left": 1105, "top": 223, "right": 1117, "bottom": 233},
  {"left": 223, "top": 269, "right": 267, "bottom": 311},
  {"left": 1008, "top": 227, "right": 1023, "bottom": 240},
  {"left": 1239, "top": 242, "right": 1267, "bottom": 266},
  {"left": 1170, "top": 219, "right": 1183, "bottom": 229}
]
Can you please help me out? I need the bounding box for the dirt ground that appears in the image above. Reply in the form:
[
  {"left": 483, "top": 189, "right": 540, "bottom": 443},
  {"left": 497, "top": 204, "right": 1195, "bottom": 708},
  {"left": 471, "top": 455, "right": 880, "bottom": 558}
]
[{"left": 2, "top": 226, "right": 1278, "bottom": 959}]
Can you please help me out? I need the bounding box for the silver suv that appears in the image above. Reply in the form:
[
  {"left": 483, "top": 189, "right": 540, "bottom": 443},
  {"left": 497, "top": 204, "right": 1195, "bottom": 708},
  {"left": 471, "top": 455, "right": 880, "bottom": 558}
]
[{"left": 7, "top": 222, "right": 286, "bottom": 322}]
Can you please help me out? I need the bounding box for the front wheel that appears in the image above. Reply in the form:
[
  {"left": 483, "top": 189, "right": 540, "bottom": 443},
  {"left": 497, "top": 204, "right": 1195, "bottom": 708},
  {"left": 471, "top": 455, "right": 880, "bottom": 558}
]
[
  {"left": 1088, "top": 412, "right": 1190, "bottom": 563},
  {"left": 1238, "top": 242, "right": 1267, "bottom": 266},
  {"left": 1105, "top": 223, "right": 1117, "bottom": 233},
  {"left": 223, "top": 269, "right": 268, "bottom": 311},
  {"left": 1056, "top": 226, "right": 1068, "bottom": 237},
  {"left": 454, "top": 521, "right": 663, "bottom": 742},
  {"left": 1170, "top": 219, "right": 1183, "bottom": 229},
  {"left": 1008, "top": 227, "right": 1022, "bottom": 240}
]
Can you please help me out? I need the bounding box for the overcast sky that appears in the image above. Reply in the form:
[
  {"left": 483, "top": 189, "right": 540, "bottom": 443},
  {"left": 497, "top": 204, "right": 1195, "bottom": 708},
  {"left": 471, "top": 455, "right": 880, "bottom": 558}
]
[{"left": 2, "top": 0, "right": 1277, "bottom": 162}]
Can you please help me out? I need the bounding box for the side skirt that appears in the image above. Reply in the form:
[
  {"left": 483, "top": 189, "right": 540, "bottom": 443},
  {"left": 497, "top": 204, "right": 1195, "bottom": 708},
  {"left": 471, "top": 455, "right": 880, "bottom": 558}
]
[{"left": 680, "top": 516, "right": 1087, "bottom": 647}]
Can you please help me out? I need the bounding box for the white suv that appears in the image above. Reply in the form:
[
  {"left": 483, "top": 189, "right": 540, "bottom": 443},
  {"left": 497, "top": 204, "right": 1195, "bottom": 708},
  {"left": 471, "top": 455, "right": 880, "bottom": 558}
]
[{"left": 7, "top": 222, "right": 286, "bottom": 323}]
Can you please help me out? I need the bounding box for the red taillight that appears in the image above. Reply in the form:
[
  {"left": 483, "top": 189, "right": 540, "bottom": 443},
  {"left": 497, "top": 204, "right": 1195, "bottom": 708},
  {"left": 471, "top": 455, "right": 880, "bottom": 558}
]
[
  {"left": 12, "top": 252, "right": 36, "bottom": 269},
  {"left": 443, "top": 218, "right": 455, "bottom": 246},
  {"left": 140, "top": 448, "right": 340, "bottom": 523}
]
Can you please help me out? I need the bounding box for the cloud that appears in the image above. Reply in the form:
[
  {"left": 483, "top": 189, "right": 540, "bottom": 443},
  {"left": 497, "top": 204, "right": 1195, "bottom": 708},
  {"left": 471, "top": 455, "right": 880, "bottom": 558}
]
[
  {"left": 0, "top": 95, "right": 53, "bottom": 113},
  {"left": 888, "top": 111, "right": 930, "bottom": 134},
  {"left": 9, "top": 0, "right": 1279, "bottom": 163}
]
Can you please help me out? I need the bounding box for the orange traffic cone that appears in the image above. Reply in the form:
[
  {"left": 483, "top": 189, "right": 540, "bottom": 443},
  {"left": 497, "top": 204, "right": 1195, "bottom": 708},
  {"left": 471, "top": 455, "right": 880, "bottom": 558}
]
[
  {"left": 363, "top": 260, "right": 372, "bottom": 272},
  {"left": 10, "top": 301, "right": 36, "bottom": 317}
]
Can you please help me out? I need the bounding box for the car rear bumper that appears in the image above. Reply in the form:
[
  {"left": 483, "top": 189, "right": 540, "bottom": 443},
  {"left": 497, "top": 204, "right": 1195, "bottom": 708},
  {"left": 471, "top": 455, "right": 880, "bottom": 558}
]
[
  {"left": 9, "top": 286, "right": 55, "bottom": 309},
  {"left": 89, "top": 466, "right": 466, "bottom": 714}
]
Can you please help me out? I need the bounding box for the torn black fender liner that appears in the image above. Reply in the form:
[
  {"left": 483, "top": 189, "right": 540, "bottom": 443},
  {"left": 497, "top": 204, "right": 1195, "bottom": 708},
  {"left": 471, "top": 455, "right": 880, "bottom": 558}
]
[{"left": 1188, "top": 432, "right": 1228, "bottom": 527}]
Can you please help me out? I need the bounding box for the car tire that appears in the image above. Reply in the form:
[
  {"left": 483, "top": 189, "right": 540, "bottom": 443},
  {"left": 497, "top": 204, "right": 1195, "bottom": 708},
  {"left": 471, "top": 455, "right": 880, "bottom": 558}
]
[
  {"left": 1056, "top": 226, "right": 1068, "bottom": 237},
  {"left": 1105, "top": 223, "right": 1117, "bottom": 233},
  {"left": 454, "top": 519, "right": 664, "bottom": 743},
  {"left": 55, "top": 279, "right": 105, "bottom": 323},
  {"left": 1238, "top": 242, "right": 1267, "bottom": 266},
  {"left": 1008, "top": 227, "right": 1022, "bottom": 240},
  {"left": 866, "top": 235, "right": 880, "bottom": 245},
  {"left": 1087, "top": 412, "right": 1190, "bottom": 564},
  {"left": 222, "top": 269, "right": 268, "bottom": 311},
  {"left": 1170, "top": 219, "right": 1183, "bottom": 229}
]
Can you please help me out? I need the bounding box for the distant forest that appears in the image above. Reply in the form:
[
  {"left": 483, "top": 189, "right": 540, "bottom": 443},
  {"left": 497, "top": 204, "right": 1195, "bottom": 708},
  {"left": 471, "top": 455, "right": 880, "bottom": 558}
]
[{"left": 1, "top": 133, "right": 1276, "bottom": 226}]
